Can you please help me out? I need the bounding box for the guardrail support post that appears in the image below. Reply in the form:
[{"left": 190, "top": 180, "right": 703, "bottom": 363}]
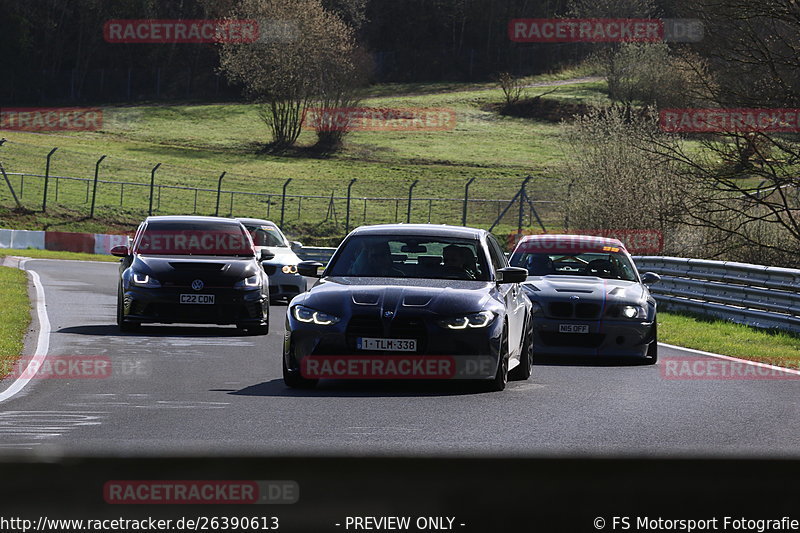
[
  {"left": 462, "top": 177, "right": 476, "bottom": 226},
  {"left": 407, "top": 179, "right": 419, "bottom": 223},
  {"left": 148, "top": 163, "right": 161, "bottom": 216},
  {"left": 90, "top": 155, "right": 107, "bottom": 218},
  {"left": 280, "top": 178, "right": 292, "bottom": 227},
  {"left": 43, "top": 147, "right": 58, "bottom": 212},
  {"left": 214, "top": 171, "right": 226, "bottom": 216},
  {"left": 345, "top": 178, "right": 357, "bottom": 235}
]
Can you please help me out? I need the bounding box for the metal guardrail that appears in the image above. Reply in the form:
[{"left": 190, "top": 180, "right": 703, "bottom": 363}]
[
  {"left": 291, "top": 251, "right": 800, "bottom": 335},
  {"left": 633, "top": 256, "right": 800, "bottom": 334}
]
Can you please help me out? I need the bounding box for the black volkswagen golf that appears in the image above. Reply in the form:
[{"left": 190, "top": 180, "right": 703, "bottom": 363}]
[
  {"left": 283, "top": 224, "right": 534, "bottom": 391},
  {"left": 112, "top": 216, "right": 270, "bottom": 334}
]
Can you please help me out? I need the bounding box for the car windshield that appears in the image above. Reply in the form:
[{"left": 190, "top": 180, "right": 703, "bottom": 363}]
[
  {"left": 510, "top": 251, "right": 638, "bottom": 282},
  {"left": 135, "top": 221, "right": 255, "bottom": 257},
  {"left": 326, "top": 235, "right": 490, "bottom": 280},
  {"left": 245, "top": 224, "right": 287, "bottom": 247}
]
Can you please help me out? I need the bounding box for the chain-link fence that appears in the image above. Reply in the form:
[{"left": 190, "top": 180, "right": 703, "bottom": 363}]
[{"left": 0, "top": 140, "right": 565, "bottom": 239}]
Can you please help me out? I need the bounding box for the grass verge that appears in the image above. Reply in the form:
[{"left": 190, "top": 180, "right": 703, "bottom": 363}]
[
  {"left": 0, "top": 266, "right": 30, "bottom": 377},
  {"left": 0, "top": 248, "right": 118, "bottom": 262},
  {"left": 659, "top": 311, "right": 800, "bottom": 367}
]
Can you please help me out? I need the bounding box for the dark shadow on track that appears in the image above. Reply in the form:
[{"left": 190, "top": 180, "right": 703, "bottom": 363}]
[
  {"left": 534, "top": 354, "right": 655, "bottom": 367},
  {"left": 56, "top": 324, "right": 249, "bottom": 337},
  {"left": 226, "top": 378, "right": 515, "bottom": 398}
]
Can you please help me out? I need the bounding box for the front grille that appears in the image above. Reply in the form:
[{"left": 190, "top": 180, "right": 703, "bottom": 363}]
[
  {"left": 540, "top": 332, "right": 605, "bottom": 348},
  {"left": 345, "top": 315, "right": 427, "bottom": 352},
  {"left": 547, "top": 302, "right": 602, "bottom": 319}
]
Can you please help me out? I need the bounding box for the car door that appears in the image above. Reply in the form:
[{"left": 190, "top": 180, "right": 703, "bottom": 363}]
[{"left": 486, "top": 235, "right": 525, "bottom": 356}]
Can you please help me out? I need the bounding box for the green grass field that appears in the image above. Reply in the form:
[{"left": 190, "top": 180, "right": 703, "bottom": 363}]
[
  {"left": 659, "top": 312, "right": 800, "bottom": 367},
  {"left": 0, "top": 266, "right": 30, "bottom": 377},
  {"left": 0, "top": 73, "right": 608, "bottom": 243}
]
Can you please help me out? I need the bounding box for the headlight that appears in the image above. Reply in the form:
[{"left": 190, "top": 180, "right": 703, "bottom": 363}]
[
  {"left": 131, "top": 271, "right": 160, "bottom": 288},
  {"left": 234, "top": 275, "right": 261, "bottom": 289},
  {"left": 292, "top": 305, "right": 340, "bottom": 325},
  {"left": 437, "top": 310, "right": 495, "bottom": 330},
  {"left": 282, "top": 265, "right": 298, "bottom": 274},
  {"left": 619, "top": 305, "right": 647, "bottom": 319}
]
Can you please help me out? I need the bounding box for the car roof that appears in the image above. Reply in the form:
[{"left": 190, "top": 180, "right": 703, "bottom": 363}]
[
  {"left": 236, "top": 218, "right": 278, "bottom": 227},
  {"left": 515, "top": 234, "right": 627, "bottom": 252},
  {"left": 349, "top": 224, "right": 485, "bottom": 239},
  {"left": 145, "top": 215, "right": 243, "bottom": 226}
]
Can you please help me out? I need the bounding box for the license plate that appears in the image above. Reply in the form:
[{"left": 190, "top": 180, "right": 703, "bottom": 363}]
[
  {"left": 559, "top": 324, "right": 589, "bottom": 334},
  {"left": 180, "top": 294, "right": 215, "bottom": 305},
  {"left": 357, "top": 338, "right": 417, "bottom": 352}
]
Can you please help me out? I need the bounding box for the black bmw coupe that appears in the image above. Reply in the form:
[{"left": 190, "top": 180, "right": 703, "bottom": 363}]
[
  {"left": 112, "top": 216, "right": 271, "bottom": 334},
  {"left": 283, "top": 224, "right": 534, "bottom": 391}
]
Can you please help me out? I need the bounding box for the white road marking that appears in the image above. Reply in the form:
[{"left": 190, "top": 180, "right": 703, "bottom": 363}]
[
  {"left": 0, "top": 262, "right": 51, "bottom": 403},
  {"left": 659, "top": 342, "right": 800, "bottom": 377}
]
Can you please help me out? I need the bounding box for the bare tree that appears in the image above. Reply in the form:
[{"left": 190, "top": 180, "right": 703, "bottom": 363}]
[{"left": 218, "top": 0, "right": 363, "bottom": 149}]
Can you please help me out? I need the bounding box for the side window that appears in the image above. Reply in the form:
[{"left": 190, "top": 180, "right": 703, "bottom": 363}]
[{"left": 485, "top": 236, "right": 507, "bottom": 274}]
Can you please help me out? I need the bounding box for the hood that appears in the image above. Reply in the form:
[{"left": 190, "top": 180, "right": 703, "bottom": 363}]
[
  {"left": 132, "top": 254, "right": 259, "bottom": 284},
  {"left": 522, "top": 275, "right": 647, "bottom": 305},
  {"left": 294, "top": 276, "right": 500, "bottom": 317}
]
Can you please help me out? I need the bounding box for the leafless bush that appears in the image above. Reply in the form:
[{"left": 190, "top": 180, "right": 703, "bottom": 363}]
[{"left": 496, "top": 72, "right": 525, "bottom": 108}]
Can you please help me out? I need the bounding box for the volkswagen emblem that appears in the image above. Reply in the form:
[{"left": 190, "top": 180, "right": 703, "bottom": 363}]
[
  {"left": 191, "top": 279, "right": 204, "bottom": 291},
  {"left": 383, "top": 311, "right": 394, "bottom": 318}
]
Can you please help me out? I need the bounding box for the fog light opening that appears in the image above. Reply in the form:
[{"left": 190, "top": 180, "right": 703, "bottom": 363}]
[{"left": 615, "top": 336, "right": 625, "bottom": 345}]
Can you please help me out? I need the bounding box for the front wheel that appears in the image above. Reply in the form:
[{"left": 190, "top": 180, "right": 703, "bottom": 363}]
[
  {"left": 644, "top": 323, "right": 658, "bottom": 364},
  {"left": 282, "top": 353, "right": 318, "bottom": 389},
  {"left": 509, "top": 318, "right": 534, "bottom": 381},
  {"left": 117, "top": 288, "right": 139, "bottom": 332},
  {"left": 483, "top": 327, "right": 509, "bottom": 392}
]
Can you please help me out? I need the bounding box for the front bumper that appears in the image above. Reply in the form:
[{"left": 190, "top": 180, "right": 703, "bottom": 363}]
[
  {"left": 284, "top": 312, "right": 503, "bottom": 379},
  {"left": 261, "top": 266, "right": 306, "bottom": 300},
  {"left": 122, "top": 286, "right": 268, "bottom": 325},
  {"left": 532, "top": 316, "right": 654, "bottom": 357}
]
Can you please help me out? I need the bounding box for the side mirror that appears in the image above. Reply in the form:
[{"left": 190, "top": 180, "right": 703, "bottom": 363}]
[
  {"left": 110, "top": 245, "right": 129, "bottom": 257},
  {"left": 260, "top": 249, "right": 276, "bottom": 261},
  {"left": 290, "top": 241, "right": 303, "bottom": 252},
  {"left": 297, "top": 260, "right": 324, "bottom": 278},
  {"left": 496, "top": 266, "right": 528, "bottom": 284},
  {"left": 641, "top": 272, "right": 661, "bottom": 285}
]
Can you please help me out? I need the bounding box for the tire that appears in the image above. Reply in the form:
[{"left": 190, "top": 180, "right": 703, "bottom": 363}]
[
  {"left": 483, "top": 327, "right": 509, "bottom": 392},
  {"left": 644, "top": 323, "right": 658, "bottom": 364},
  {"left": 509, "top": 318, "right": 534, "bottom": 381},
  {"left": 282, "top": 352, "right": 318, "bottom": 389},
  {"left": 246, "top": 323, "right": 270, "bottom": 336},
  {"left": 116, "top": 287, "right": 139, "bottom": 333}
]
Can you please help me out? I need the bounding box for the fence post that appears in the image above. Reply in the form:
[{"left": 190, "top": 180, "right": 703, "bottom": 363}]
[
  {"left": 193, "top": 189, "right": 198, "bottom": 213},
  {"left": 90, "top": 155, "right": 107, "bottom": 218},
  {"left": 345, "top": 178, "right": 357, "bottom": 235},
  {"left": 43, "top": 147, "right": 58, "bottom": 212},
  {"left": 517, "top": 176, "right": 533, "bottom": 236},
  {"left": 407, "top": 180, "right": 419, "bottom": 223},
  {"left": 214, "top": 171, "right": 226, "bottom": 216},
  {"left": 148, "top": 163, "right": 161, "bottom": 216},
  {"left": 229, "top": 192, "right": 234, "bottom": 216},
  {"left": 280, "top": 178, "right": 292, "bottom": 227},
  {"left": 462, "top": 177, "right": 476, "bottom": 226}
]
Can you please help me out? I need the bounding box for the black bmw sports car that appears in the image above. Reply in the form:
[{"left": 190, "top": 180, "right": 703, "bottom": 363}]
[
  {"left": 112, "top": 216, "right": 271, "bottom": 334},
  {"left": 509, "top": 234, "right": 660, "bottom": 362},
  {"left": 283, "top": 224, "right": 534, "bottom": 391}
]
